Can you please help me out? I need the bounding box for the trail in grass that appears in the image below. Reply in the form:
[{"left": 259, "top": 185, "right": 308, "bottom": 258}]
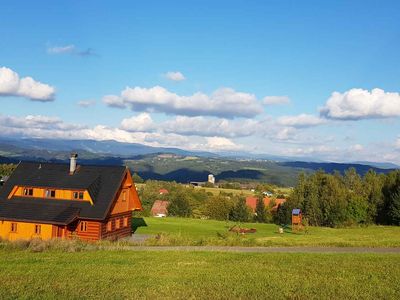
[{"left": 114, "top": 245, "right": 400, "bottom": 253}]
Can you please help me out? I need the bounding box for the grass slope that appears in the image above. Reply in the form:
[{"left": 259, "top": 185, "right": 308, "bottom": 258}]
[
  {"left": 134, "top": 217, "right": 400, "bottom": 247},
  {"left": 0, "top": 249, "right": 399, "bottom": 299}
]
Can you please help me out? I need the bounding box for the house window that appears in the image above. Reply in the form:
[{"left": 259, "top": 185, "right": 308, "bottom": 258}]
[
  {"left": 122, "top": 191, "right": 126, "bottom": 202},
  {"left": 106, "top": 221, "right": 112, "bottom": 232},
  {"left": 34, "top": 224, "right": 41, "bottom": 235},
  {"left": 10, "top": 223, "right": 17, "bottom": 233},
  {"left": 80, "top": 221, "right": 88, "bottom": 232},
  {"left": 123, "top": 217, "right": 128, "bottom": 227},
  {"left": 115, "top": 218, "right": 120, "bottom": 229},
  {"left": 73, "top": 191, "right": 84, "bottom": 200},
  {"left": 45, "top": 189, "right": 56, "bottom": 198},
  {"left": 23, "top": 188, "right": 33, "bottom": 196}
]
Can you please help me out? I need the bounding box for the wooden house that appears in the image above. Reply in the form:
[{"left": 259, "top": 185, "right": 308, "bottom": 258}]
[
  {"left": 0, "top": 154, "right": 142, "bottom": 241},
  {"left": 150, "top": 200, "right": 170, "bottom": 217}
]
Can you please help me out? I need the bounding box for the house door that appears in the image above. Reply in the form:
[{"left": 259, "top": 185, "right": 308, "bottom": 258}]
[{"left": 56, "top": 226, "right": 64, "bottom": 238}]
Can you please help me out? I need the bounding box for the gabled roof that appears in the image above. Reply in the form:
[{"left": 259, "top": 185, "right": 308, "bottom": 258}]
[
  {"left": 0, "top": 162, "right": 127, "bottom": 223},
  {"left": 151, "top": 200, "right": 169, "bottom": 215},
  {"left": 245, "top": 196, "right": 286, "bottom": 212}
]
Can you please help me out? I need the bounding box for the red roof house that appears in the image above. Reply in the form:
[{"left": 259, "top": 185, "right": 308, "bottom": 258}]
[
  {"left": 159, "top": 189, "right": 169, "bottom": 195},
  {"left": 245, "top": 196, "right": 286, "bottom": 213},
  {"left": 151, "top": 200, "right": 170, "bottom": 217}
]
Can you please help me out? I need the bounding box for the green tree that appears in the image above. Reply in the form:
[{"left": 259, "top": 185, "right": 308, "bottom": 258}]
[
  {"left": 254, "top": 196, "right": 267, "bottom": 223},
  {"left": 205, "top": 195, "right": 234, "bottom": 220},
  {"left": 167, "top": 191, "right": 192, "bottom": 217},
  {"left": 132, "top": 172, "right": 144, "bottom": 183},
  {"left": 229, "top": 197, "right": 251, "bottom": 222}
]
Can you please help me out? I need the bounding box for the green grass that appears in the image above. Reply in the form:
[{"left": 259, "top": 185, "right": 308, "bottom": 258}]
[
  {"left": 134, "top": 217, "right": 400, "bottom": 247},
  {"left": 0, "top": 249, "right": 399, "bottom": 299}
]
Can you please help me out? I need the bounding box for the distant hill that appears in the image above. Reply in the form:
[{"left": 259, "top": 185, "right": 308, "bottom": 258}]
[
  {"left": 0, "top": 137, "right": 398, "bottom": 186},
  {"left": 279, "top": 161, "right": 396, "bottom": 176}
]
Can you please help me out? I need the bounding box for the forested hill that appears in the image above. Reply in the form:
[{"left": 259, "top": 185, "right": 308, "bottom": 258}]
[{"left": 279, "top": 161, "right": 396, "bottom": 176}]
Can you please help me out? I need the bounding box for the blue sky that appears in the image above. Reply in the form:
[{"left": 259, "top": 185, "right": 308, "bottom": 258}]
[{"left": 1, "top": 0, "right": 400, "bottom": 163}]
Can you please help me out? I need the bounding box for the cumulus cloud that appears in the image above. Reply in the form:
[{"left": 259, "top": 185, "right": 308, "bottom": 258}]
[
  {"left": 103, "top": 86, "right": 264, "bottom": 118},
  {"left": 277, "top": 114, "right": 326, "bottom": 128},
  {"left": 162, "top": 116, "right": 259, "bottom": 138},
  {"left": 47, "top": 45, "right": 97, "bottom": 57},
  {"left": 0, "top": 67, "right": 55, "bottom": 101},
  {"left": 349, "top": 144, "right": 364, "bottom": 152},
  {"left": 165, "top": 71, "right": 185, "bottom": 81},
  {"left": 77, "top": 100, "right": 96, "bottom": 108},
  {"left": 205, "top": 137, "right": 242, "bottom": 151},
  {"left": 120, "top": 113, "right": 155, "bottom": 132},
  {"left": 395, "top": 137, "right": 400, "bottom": 150},
  {"left": 320, "top": 88, "right": 400, "bottom": 120},
  {"left": 263, "top": 96, "right": 290, "bottom": 105}
]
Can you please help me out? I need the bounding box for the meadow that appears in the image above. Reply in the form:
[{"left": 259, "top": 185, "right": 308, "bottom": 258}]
[
  {"left": 133, "top": 217, "right": 400, "bottom": 247},
  {"left": 0, "top": 249, "right": 399, "bottom": 299}
]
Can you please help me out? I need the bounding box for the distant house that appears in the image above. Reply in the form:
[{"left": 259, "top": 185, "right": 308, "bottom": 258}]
[
  {"left": 151, "top": 200, "right": 170, "bottom": 217},
  {"left": 159, "top": 189, "right": 169, "bottom": 195},
  {"left": 245, "top": 196, "right": 286, "bottom": 213},
  {"left": 0, "top": 154, "right": 143, "bottom": 241}
]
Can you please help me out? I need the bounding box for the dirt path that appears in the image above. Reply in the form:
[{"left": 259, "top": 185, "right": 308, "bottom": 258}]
[{"left": 117, "top": 246, "right": 400, "bottom": 253}]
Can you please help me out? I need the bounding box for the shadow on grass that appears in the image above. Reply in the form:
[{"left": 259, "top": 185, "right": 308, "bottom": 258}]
[{"left": 132, "top": 218, "right": 147, "bottom": 233}]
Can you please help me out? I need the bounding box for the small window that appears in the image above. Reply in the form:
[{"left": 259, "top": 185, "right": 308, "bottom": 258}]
[
  {"left": 73, "top": 191, "right": 84, "bottom": 200},
  {"left": 80, "top": 221, "right": 87, "bottom": 232},
  {"left": 10, "top": 223, "right": 17, "bottom": 233},
  {"left": 34, "top": 224, "right": 41, "bottom": 235},
  {"left": 45, "top": 189, "right": 56, "bottom": 198},
  {"left": 115, "top": 218, "right": 120, "bottom": 229},
  {"left": 23, "top": 188, "right": 33, "bottom": 196},
  {"left": 123, "top": 217, "right": 128, "bottom": 227},
  {"left": 122, "top": 191, "right": 126, "bottom": 202},
  {"left": 106, "top": 221, "right": 112, "bottom": 232}
]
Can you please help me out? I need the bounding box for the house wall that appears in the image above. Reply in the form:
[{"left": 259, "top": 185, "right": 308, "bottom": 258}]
[
  {"left": 110, "top": 170, "right": 142, "bottom": 215},
  {"left": 100, "top": 211, "right": 132, "bottom": 240},
  {"left": 0, "top": 221, "right": 53, "bottom": 241},
  {"left": 66, "top": 220, "right": 101, "bottom": 241}
]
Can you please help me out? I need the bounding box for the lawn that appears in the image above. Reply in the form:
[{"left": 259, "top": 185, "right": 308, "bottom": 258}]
[
  {"left": 133, "top": 217, "right": 400, "bottom": 247},
  {"left": 0, "top": 249, "right": 399, "bottom": 299}
]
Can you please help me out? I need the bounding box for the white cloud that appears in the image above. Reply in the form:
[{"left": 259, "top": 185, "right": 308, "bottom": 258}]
[
  {"left": 120, "top": 113, "right": 155, "bottom": 132},
  {"left": 47, "top": 45, "right": 75, "bottom": 54},
  {"left": 77, "top": 100, "right": 96, "bottom": 108},
  {"left": 320, "top": 88, "right": 400, "bottom": 120},
  {"left": 349, "top": 144, "right": 364, "bottom": 152},
  {"left": 103, "top": 86, "right": 264, "bottom": 118},
  {"left": 165, "top": 71, "right": 185, "bottom": 81},
  {"left": 277, "top": 114, "right": 326, "bottom": 128},
  {"left": 263, "top": 96, "right": 290, "bottom": 105},
  {"left": 162, "top": 116, "right": 258, "bottom": 138},
  {"left": 0, "top": 67, "right": 55, "bottom": 101},
  {"left": 47, "top": 45, "right": 97, "bottom": 57},
  {"left": 395, "top": 137, "right": 400, "bottom": 150},
  {"left": 205, "top": 137, "right": 242, "bottom": 151}
]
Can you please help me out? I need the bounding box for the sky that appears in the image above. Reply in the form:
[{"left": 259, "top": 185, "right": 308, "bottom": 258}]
[{"left": 1, "top": 0, "right": 400, "bottom": 163}]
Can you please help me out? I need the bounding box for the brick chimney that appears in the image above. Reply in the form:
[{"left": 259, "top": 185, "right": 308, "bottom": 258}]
[{"left": 69, "top": 153, "right": 78, "bottom": 175}]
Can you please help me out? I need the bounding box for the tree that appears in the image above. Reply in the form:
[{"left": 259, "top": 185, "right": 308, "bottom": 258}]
[
  {"left": 254, "top": 196, "right": 267, "bottom": 223},
  {"left": 132, "top": 172, "right": 144, "bottom": 183},
  {"left": 167, "top": 191, "right": 192, "bottom": 217},
  {"left": 229, "top": 197, "right": 251, "bottom": 222},
  {"left": 205, "top": 195, "right": 234, "bottom": 220},
  {"left": 388, "top": 189, "right": 400, "bottom": 225}
]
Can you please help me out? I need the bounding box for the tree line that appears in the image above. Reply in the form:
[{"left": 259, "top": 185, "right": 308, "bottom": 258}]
[{"left": 276, "top": 168, "right": 400, "bottom": 226}]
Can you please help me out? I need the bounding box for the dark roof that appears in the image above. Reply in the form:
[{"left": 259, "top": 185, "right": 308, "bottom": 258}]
[
  {"left": 0, "top": 162, "right": 127, "bottom": 223},
  {"left": 0, "top": 198, "right": 80, "bottom": 225}
]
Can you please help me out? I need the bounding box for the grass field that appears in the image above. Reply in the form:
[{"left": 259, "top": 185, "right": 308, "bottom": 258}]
[
  {"left": 134, "top": 217, "right": 400, "bottom": 247},
  {"left": 0, "top": 249, "right": 399, "bottom": 299}
]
